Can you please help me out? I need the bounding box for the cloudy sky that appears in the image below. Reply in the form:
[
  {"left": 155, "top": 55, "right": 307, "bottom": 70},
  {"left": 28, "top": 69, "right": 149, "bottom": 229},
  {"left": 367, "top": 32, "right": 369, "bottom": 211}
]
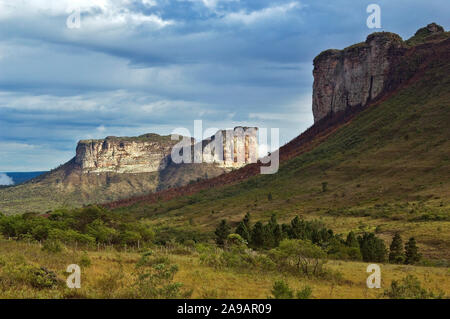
[{"left": 0, "top": 0, "right": 448, "bottom": 171}]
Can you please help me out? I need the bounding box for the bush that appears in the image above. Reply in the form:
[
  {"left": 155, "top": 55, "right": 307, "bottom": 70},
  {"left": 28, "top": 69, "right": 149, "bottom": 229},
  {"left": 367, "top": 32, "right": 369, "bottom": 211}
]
[
  {"left": 296, "top": 285, "right": 313, "bottom": 299},
  {"left": 79, "top": 252, "right": 92, "bottom": 268},
  {"left": 133, "top": 258, "right": 192, "bottom": 299},
  {"left": 270, "top": 239, "right": 327, "bottom": 277},
  {"left": 29, "top": 267, "right": 60, "bottom": 289},
  {"left": 1, "top": 263, "right": 60, "bottom": 289},
  {"left": 271, "top": 280, "right": 293, "bottom": 299},
  {"left": 136, "top": 252, "right": 170, "bottom": 268},
  {"left": 226, "top": 233, "right": 247, "bottom": 248},
  {"left": 270, "top": 280, "right": 313, "bottom": 299},
  {"left": 41, "top": 239, "right": 63, "bottom": 253}
]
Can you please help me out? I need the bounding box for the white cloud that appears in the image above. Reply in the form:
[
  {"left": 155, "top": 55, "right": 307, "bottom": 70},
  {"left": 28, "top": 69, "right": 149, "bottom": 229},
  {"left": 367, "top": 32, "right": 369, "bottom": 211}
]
[
  {"left": 0, "top": 173, "right": 14, "bottom": 185},
  {"left": 223, "top": 2, "right": 302, "bottom": 25},
  {"left": 0, "top": 0, "right": 174, "bottom": 30}
]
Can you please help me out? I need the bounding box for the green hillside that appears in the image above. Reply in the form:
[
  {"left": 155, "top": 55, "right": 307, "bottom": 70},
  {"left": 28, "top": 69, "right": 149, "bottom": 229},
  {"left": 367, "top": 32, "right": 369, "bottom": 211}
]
[
  {"left": 0, "top": 27, "right": 448, "bottom": 300},
  {"left": 112, "top": 37, "right": 450, "bottom": 260}
]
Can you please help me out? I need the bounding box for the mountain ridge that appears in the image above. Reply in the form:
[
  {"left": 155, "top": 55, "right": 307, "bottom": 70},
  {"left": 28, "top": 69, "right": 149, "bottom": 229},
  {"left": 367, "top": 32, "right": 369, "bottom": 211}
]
[{"left": 104, "top": 23, "right": 449, "bottom": 210}]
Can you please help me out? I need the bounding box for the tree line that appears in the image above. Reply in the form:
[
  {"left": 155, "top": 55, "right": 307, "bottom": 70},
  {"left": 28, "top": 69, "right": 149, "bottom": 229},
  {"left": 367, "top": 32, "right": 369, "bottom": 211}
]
[
  {"left": 0, "top": 206, "right": 154, "bottom": 247},
  {"left": 215, "top": 213, "right": 421, "bottom": 264}
]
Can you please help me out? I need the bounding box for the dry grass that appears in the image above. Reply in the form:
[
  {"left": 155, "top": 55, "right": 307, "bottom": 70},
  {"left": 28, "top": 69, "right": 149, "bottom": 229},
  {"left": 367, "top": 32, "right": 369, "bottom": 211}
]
[{"left": 0, "top": 239, "right": 448, "bottom": 299}]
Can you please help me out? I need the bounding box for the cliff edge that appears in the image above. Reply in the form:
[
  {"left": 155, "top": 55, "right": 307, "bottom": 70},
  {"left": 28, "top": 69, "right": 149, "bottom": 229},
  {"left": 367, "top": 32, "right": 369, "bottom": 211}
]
[{"left": 312, "top": 23, "right": 447, "bottom": 122}]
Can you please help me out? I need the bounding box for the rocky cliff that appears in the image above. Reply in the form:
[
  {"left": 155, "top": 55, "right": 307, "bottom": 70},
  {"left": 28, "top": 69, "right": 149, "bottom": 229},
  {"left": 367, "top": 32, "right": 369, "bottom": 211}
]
[
  {"left": 75, "top": 127, "right": 258, "bottom": 174},
  {"left": 202, "top": 127, "right": 258, "bottom": 169},
  {"left": 0, "top": 128, "right": 260, "bottom": 213},
  {"left": 75, "top": 134, "right": 178, "bottom": 174},
  {"left": 312, "top": 23, "right": 446, "bottom": 122}
]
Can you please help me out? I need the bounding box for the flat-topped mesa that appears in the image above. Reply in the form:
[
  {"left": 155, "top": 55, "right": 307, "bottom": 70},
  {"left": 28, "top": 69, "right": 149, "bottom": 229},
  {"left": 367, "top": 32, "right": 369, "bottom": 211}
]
[
  {"left": 75, "top": 128, "right": 259, "bottom": 174},
  {"left": 75, "top": 134, "right": 179, "bottom": 174},
  {"left": 203, "top": 126, "right": 259, "bottom": 169},
  {"left": 312, "top": 23, "right": 446, "bottom": 123}
]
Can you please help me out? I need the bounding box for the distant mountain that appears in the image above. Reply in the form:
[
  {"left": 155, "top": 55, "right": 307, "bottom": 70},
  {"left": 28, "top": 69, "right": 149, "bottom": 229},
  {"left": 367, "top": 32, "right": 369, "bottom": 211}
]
[
  {"left": 0, "top": 172, "right": 46, "bottom": 186},
  {"left": 0, "top": 128, "right": 258, "bottom": 214}
]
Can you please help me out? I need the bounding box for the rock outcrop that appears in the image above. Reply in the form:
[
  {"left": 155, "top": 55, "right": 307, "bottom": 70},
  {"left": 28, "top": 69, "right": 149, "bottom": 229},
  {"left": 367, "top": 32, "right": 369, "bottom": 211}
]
[
  {"left": 75, "top": 134, "right": 178, "bottom": 174},
  {"left": 202, "top": 127, "right": 259, "bottom": 169},
  {"left": 75, "top": 128, "right": 259, "bottom": 174},
  {"left": 312, "top": 23, "right": 446, "bottom": 122}
]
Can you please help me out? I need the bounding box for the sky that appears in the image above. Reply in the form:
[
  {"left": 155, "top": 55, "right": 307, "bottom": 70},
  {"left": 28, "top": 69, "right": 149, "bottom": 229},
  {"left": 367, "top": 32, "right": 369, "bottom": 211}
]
[{"left": 0, "top": 0, "right": 448, "bottom": 172}]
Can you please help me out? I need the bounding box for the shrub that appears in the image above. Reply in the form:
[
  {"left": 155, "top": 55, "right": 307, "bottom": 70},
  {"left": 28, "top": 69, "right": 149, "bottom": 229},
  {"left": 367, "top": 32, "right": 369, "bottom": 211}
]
[
  {"left": 271, "top": 239, "right": 327, "bottom": 277},
  {"left": 383, "top": 275, "right": 444, "bottom": 299},
  {"left": 29, "top": 266, "right": 60, "bottom": 289},
  {"left": 270, "top": 280, "right": 313, "bottom": 299},
  {"left": 136, "top": 253, "right": 170, "bottom": 268},
  {"left": 271, "top": 280, "right": 294, "bottom": 299},
  {"left": 296, "top": 285, "right": 313, "bottom": 299},
  {"left": 79, "top": 252, "right": 92, "bottom": 268},
  {"left": 226, "top": 233, "right": 247, "bottom": 248},
  {"left": 41, "top": 239, "right": 63, "bottom": 253},
  {"left": 133, "top": 260, "right": 192, "bottom": 299},
  {"left": 2, "top": 263, "right": 60, "bottom": 289}
]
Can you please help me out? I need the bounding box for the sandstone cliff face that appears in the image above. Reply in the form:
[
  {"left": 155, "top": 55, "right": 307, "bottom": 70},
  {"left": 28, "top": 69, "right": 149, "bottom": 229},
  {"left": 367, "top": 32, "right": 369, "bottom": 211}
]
[
  {"left": 312, "top": 23, "right": 446, "bottom": 123},
  {"left": 202, "top": 127, "right": 259, "bottom": 169},
  {"left": 312, "top": 32, "right": 404, "bottom": 122},
  {"left": 75, "top": 128, "right": 259, "bottom": 174},
  {"left": 75, "top": 134, "right": 177, "bottom": 173}
]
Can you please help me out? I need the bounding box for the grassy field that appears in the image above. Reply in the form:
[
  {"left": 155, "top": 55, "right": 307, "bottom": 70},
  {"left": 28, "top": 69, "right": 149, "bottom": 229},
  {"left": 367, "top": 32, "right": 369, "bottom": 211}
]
[{"left": 0, "top": 239, "right": 447, "bottom": 299}]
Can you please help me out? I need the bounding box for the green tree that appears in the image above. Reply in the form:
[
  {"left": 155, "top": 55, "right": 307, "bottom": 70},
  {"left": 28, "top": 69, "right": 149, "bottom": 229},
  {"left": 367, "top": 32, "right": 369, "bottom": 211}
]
[
  {"left": 250, "top": 221, "right": 266, "bottom": 248},
  {"left": 358, "top": 233, "right": 387, "bottom": 262},
  {"left": 290, "top": 216, "right": 305, "bottom": 239},
  {"left": 214, "top": 220, "right": 231, "bottom": 247},
  {"left": 266, "top": 214, "right": 282, "bottom": 248},
  {"left": 235, "top": 222, "right": 250, "bottom": 243},
  {"left": 243, "top": 212, "right": 251, "bottom": 230},
  {"left": 405, "top": 237, "right": 421, "bottom": 264},
  {"left": 389, "top": 233, "right": 405, "bottom": 264}
]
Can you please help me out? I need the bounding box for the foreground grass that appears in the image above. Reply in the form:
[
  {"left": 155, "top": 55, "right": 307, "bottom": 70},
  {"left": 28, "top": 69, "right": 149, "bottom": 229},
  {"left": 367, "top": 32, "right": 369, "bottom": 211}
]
[{"left": 0, "top": 239, "right": 447, "bottom": 299}]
